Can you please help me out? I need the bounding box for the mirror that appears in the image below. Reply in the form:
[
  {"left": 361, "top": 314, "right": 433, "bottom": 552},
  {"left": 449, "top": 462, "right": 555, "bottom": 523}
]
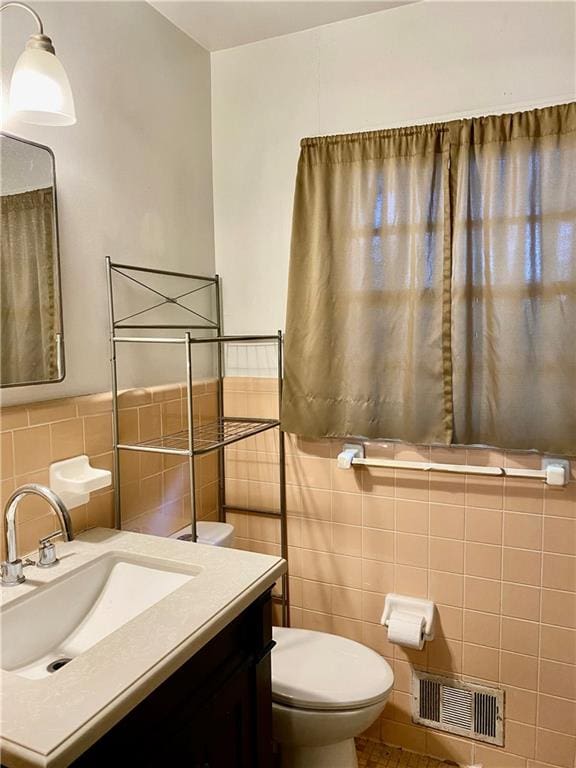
[{"left": 0, "top": 132, "right": 65, "bottom": 387}]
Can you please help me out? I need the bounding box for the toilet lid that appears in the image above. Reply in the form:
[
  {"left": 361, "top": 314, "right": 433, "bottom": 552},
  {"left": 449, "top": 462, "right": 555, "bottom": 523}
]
[
  {"left": 196, "top": 522, "right": 234, "bottom": 545},
  {"left": 271, "top": 627, "right": 394, "bottom": 711},
  {"left": 170, "top": 522, "right": 234, "bottom": 546}
]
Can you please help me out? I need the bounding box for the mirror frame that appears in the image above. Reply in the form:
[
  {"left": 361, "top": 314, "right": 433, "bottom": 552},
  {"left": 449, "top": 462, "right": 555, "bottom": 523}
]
[{"left": 0, "top": 131, "right": 66, "bottom": 388}]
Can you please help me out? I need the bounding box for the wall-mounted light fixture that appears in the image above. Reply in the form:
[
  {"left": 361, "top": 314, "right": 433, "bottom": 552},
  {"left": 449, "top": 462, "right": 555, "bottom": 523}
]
[{"left": 0, "top": 2, "right": 76, "bottom": 126}]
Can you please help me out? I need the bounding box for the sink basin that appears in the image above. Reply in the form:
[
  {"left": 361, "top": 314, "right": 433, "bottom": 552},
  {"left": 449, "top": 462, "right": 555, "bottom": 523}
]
[{"left": 1, "top": 553, "right": 199, "bottom": 679}]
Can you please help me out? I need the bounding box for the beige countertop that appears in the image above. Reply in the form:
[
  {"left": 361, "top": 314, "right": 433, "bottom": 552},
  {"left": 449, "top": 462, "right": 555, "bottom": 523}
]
[{"left": 0, "top": 528, "right": 286, "bottom": 768}]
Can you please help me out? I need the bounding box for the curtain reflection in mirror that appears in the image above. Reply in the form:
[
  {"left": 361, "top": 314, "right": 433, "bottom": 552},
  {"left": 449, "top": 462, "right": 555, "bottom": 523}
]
[{"left": 1, "top": 187, "right": 57, "bottom": 383}]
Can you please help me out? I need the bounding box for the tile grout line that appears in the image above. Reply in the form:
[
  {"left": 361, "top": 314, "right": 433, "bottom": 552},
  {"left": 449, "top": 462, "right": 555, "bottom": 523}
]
[
  {"left": 534, "top": 483, "right": 547, "bottom": 763},
  {"left": 498, "top": 478, "right": 505, "bottom": 686}
]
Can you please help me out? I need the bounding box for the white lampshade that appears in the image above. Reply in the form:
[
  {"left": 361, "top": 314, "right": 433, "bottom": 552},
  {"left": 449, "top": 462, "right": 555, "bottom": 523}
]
[{"left": 9, "top": 46, "right": 76, "bottom": 126}]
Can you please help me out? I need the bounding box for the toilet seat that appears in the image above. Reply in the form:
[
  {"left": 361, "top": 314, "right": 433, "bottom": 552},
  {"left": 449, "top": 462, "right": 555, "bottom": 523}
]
[{"left": 271, "top": 627, "right": 393, "bottom": 712}]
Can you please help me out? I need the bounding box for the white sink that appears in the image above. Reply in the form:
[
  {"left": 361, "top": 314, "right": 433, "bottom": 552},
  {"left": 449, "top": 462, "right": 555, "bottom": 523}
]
[{"left": 1, "top": 553, "right": 198, "bottom": 679}]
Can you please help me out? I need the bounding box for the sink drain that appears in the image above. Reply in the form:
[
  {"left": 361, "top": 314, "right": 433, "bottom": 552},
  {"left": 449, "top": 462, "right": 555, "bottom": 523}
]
[
  {"left": 177, "top": 534, "right": 194, "bottom": 542},
  {"left": 47, "top": 657, "right": 72, "bottom": 673}
]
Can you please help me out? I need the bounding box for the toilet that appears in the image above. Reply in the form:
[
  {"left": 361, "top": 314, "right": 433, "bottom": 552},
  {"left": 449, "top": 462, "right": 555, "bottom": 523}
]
[
  {"left": 271, "top": 627, "right": 394, "bottom": 768},
  {"left": 170, "top": 521, "right": 235, "bottom": 547},
  {"left": 171, "top": 526, "right": 392, "bottom": 767}
]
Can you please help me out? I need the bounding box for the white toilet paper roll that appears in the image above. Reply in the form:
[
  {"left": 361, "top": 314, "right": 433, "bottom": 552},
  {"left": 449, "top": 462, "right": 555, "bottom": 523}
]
[{"left": 386, "top": 610, "right": 426, "bottom": 650}]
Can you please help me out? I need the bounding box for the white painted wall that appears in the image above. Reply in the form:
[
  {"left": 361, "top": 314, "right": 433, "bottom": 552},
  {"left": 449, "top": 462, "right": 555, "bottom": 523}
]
[
  {"left": 212, "top": 0, "right": 576, "bottom": 350},
  {"left": 1, "top": 1, "right": 214, "bottom": 405},
  {"left": 3, "top": 1, "right": 574, "bottom": 399},
  {"left": 1, "top": 136, "right": 53, "bottom": 194}
]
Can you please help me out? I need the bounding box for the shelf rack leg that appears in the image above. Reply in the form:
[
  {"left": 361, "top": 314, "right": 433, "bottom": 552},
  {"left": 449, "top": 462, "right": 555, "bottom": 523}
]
[
  {"left": 278, "top": 330, "right": 290, "bottom": 627},
  {"left": 215, "top": 276, "right": 226, "bottom": 524},
  {"left": 106, "top": 256, "right": 122, "bottom": 530},
  {"left": 185, "top": 332, "right": 198, "bottom": 542}
]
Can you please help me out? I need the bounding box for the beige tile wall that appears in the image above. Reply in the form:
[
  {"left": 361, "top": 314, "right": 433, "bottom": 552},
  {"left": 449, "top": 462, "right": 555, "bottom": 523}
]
[
  {"left": 0, "top": 381, "right": 218, "bottom": 559},
  {"left": 223, "top": 377, "right": 576, "bottom": 768},
  {"left": 2, "top": 376, "right": 574, "bottom": 767}
]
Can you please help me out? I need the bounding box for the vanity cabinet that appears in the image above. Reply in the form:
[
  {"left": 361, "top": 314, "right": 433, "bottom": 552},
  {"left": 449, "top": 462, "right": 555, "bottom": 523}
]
[{"left": 71, "top": 590, "right": 274, "bottom": 768}]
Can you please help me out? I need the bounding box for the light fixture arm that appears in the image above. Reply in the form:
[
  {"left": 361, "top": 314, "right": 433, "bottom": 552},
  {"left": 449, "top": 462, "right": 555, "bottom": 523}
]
[
  {"left": 0, "top": 2, "right": 56, "bottom": 53},
  {"left": 0, "top": 2, "right": 44, "bottom": 34}
]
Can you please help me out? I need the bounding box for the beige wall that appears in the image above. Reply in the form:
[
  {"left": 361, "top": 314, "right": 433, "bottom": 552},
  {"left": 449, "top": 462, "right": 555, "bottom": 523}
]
[
  {"left": 224, "top": 378, "right": 576, "bottom": 768},
  {"left": 211, "top": 12, "right": 576, "bottom": 760},
  {"left": 2, "top": 378, "right": 575, "bottom": 765},
  {"left": 0, "top": 382, "right": 219, "bottom": 561},
  {"left": 1, "top": 1, "right": 214, "bottom": 406},
  {"left": 212, "top": 1, "right": 576, "bottom": 339},
  {"left": 2, "top": 2, "right": 576, "bottom": 764}
]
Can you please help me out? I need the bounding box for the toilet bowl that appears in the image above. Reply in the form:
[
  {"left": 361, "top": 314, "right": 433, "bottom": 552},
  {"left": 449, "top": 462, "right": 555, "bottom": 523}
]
[
  {"left": 170, "top": 521, "right": 235, "bottom": 547},
  {"left": 271, "top": 627, "right": 394, "bottom": 768}
]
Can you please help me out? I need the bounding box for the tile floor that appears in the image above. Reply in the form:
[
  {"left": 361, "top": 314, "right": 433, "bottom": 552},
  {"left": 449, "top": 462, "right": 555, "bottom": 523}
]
[{"left": 356, "top": 738, "right": 457, "bottom": 768}]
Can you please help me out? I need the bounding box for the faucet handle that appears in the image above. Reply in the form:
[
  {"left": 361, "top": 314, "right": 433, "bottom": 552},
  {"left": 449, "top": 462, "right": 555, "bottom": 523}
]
[
  {"left": 37, "top": 530, "right": 63, "bottom": 568},
  {"left": 1, "top": 559, "right": 25, "bottom": 586}
]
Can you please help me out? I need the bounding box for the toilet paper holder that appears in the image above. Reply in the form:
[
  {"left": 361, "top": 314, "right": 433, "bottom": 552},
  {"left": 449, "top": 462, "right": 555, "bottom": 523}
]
[{"left": 381, "top": 594, "right": 436, "bottom": 642}]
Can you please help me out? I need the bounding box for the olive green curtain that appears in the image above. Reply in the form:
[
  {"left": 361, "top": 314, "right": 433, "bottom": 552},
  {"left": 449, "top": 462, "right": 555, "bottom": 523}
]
[
  {"left": 282, "top": 102, "right": 576, "bottom": 454},
  {"left": 282, "top": 126, "right": 453, "bottom": 444},
  {"left": 1, "top": 187, "right": 57, "bottom": 385},
  {"left": 450, "top": 103, "right": 576, "bottom": 454}
]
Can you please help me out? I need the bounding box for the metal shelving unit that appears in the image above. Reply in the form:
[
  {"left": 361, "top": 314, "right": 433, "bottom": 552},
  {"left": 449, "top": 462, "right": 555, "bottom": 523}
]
[{"left": 106, "top": 258, "right": 289, "bottom": 625}]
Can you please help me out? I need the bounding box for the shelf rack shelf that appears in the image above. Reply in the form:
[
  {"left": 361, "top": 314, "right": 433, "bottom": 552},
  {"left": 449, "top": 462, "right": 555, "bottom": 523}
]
[
  {"left": 118, "top": 417, "right": 280, "bottom": 456},
  {"left": 106, "top": 258, "right": 289, "bottom": 626}
]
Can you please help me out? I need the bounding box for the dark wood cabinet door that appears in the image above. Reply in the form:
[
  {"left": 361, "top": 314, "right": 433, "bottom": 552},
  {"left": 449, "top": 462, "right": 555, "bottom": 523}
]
[
  {"left": 65, "top": 591, "right": 273, "bottom": 768},
  {"left": 203, "top": 663, "right": 255, "bottom": 768}
]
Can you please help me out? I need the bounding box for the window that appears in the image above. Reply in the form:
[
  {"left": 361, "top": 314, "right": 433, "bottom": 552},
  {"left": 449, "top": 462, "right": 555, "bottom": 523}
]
[{"left": 282, "top": 103, "right": 576, "bottom": 455}]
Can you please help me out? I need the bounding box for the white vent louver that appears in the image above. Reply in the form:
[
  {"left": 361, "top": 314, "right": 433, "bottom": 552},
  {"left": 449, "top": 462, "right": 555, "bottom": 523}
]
[{"left": 413, "top": 671, "right": 504, "bottom": 746}]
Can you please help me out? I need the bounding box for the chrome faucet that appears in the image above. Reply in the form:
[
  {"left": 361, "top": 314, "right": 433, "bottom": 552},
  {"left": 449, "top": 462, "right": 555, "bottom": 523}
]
[{"left": 2, "top": 484, "right": 74, "bottom": 586}]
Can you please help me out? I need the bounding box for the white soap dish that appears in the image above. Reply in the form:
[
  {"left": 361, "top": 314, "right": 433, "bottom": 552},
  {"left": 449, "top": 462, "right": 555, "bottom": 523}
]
[{"left": 49, "top": 455, "right": 112, "bottom": 509}]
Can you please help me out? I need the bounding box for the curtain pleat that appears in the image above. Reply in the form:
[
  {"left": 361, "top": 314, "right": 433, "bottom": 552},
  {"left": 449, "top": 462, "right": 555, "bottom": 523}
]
[
  {"left": 451, "top": 104, "right": 576, "bottom": 454},
  {"left": 282, "top": 102, "right": 576, "bottom": 455},
  {"left": 282, "top": 126, "right": 453, "bottom": 444}
]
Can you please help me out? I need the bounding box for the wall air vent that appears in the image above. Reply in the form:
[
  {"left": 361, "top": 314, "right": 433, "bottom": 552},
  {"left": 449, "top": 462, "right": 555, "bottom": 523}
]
[{"left": 412, "top": 671, "right": 504, "bottom": 746}]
